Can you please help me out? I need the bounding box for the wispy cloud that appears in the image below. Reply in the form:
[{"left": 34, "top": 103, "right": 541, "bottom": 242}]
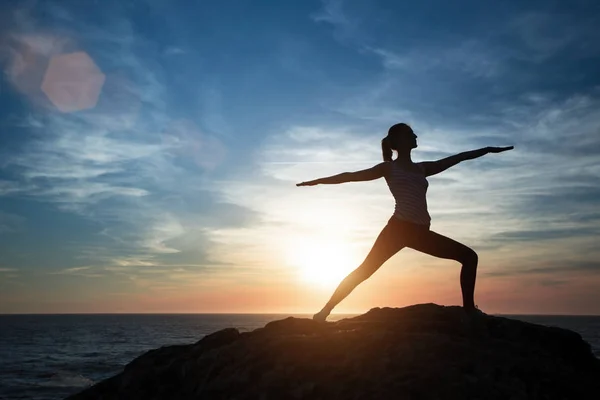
[
  {"left": 314, "top": 2, "right": 600, "bottom": 93},
  {"left": 484, "top": 260, "right": 600, "bottom": 278},
  {"left": 49, "top": 266, "right": 92, "bottom": 275},
  {"left": 0, "top": 3, "right": 247, "bottom": 282},
  {"left": 139, "top": 214, "right": 184, "bottom": 254},
  {"left": 164, "top": 46, "right": 186, "bottom": 56},
  {"left": 0, "top": 180, "right": 27, "bottom": 196},
  {"left": 367, "top": 40, "right": 503, "bottom": 79},
  {"left": 311, "top": 0, "right": 354, "bottom": 41}
]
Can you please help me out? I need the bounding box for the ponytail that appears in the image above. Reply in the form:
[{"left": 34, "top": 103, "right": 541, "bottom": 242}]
[{"left": 381, "top": 136, "right": 393, "bottom": 161}]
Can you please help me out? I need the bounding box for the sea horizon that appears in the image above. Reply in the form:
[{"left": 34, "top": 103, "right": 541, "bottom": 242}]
[{"left": 2, "top": 311, "right": 600, "bottom": 316}]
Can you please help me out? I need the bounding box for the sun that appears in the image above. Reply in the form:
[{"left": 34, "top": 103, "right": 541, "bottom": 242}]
[{"left": 286, "top": 237, "right": 359, "bottom": 288}]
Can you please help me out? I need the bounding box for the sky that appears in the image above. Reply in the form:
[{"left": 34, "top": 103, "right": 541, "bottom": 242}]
[{"left": 0, "top": 0, "right": 599, "bottom": 315}]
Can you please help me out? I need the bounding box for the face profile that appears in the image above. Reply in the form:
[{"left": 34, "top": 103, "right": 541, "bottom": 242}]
[{"left": 404, "top": 131, "right": 418, "bottom": 149}]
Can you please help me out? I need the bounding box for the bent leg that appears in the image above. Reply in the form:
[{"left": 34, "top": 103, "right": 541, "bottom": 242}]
[
  {"left": 316, "top": 220, "right": 406, "bottom": 320},
  {"left": 406, "top": 229, "right": 479, "bottom": 310}
]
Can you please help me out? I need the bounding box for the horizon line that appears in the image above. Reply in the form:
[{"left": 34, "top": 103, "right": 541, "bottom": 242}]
[{"left": 2, "top": 312, "right": 600, "bottom": 317}]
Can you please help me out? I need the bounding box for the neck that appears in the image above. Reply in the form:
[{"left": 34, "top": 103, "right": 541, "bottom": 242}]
[{"left": 395, "top": 149, "right": 413, "bottom": 163}]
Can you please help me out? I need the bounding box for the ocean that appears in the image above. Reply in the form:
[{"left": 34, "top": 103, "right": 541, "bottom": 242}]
[{"left": 1, "top": 313, "right": 599, "bottom": 400}]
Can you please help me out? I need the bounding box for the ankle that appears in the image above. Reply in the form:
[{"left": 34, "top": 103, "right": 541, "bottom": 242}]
[{"left": 321, "top": 305, "right": 333, "bottom": 315}]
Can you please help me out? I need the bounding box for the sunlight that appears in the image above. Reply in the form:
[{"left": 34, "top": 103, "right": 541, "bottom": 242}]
[{"left": 286, "top": 236, "right": 360, "bottom": 289}]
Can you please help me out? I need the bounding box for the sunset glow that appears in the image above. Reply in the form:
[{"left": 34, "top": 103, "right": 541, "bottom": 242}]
[
  {"left": 1, "top": 0, "right": 599, "bottom": 315},
  {"left": 286, "top": 236, "right": 360, "bottom": 288}
]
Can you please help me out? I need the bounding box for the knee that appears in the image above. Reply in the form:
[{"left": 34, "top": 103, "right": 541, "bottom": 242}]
[{"left": 460, "top": 248, "right": 478, "bottom": 266}]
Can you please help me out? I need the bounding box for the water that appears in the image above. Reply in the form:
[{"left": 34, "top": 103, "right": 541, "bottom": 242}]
[{"left": 0, "top": 313, "right": 598, "bottom": 400}]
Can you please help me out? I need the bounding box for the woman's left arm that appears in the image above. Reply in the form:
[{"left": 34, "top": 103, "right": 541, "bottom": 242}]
[{"left": 421, "top": 146, "right": 513, "bottom": 177}]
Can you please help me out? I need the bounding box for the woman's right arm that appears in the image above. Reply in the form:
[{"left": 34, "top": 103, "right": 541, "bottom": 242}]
[{"left": 296, "top": 162, "right": 389, "bottom": 186}]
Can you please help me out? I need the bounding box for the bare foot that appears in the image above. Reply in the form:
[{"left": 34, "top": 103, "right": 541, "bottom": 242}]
[
  {"left": 461, "top": 305, "right": 488, "bottom": 335},
  {"left": 312, "top": 310, "right": 329, "bottom": 322},
  {"left": 463, "top": 304, "right": 486, "bottom": 317}
]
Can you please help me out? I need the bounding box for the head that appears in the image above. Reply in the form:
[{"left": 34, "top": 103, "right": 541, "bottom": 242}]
[{"left": 381, "top": 123, "right": 418, "bottom": 161}]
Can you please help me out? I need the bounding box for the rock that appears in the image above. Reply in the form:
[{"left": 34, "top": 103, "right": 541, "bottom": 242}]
[{"left": 65, "top": 303, "right": 600, "bottom": 400}]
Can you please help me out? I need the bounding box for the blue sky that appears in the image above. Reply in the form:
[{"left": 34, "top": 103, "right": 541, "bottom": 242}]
[{"left": 1, "top": 0, "right": 599, "bottom": 314}]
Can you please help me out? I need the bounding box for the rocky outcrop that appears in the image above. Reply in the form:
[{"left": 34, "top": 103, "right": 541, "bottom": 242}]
[{"left": 66, "top": 303, "right": 600, "bottom": 400}]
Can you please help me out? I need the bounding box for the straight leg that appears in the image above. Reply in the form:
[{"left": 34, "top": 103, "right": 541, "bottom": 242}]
[{"left": 314, "top": 219, "right": 407, "bottom": 321}]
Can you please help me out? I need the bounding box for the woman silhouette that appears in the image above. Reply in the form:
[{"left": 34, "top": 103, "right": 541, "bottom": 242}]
[{"left": 296, "top": 123, "right": 513, "bottom": 322}]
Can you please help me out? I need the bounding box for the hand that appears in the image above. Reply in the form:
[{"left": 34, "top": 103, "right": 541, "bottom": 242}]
[
  {"left": 296, "top": 179, "right": 320, "bottom": 187},
  {"left": 486, "top": 146, "right": 514, "bottom": 153}
]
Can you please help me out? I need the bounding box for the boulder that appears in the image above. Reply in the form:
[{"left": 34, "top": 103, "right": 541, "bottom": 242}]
[{"left": 66, "top": 303, "right": 600, "bottom": 400}]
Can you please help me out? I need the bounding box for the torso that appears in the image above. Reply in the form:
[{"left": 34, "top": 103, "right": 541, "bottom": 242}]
[{"left": 384, "top": 160, "right": 431, "bottom": 226}]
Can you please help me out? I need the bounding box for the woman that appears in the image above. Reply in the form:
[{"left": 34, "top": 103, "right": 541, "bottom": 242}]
[{"left": 296, "top": 123, "right": 513, "bottom": 322}]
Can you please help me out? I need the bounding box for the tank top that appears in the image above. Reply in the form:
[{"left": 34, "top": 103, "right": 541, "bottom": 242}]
[{"left": 384, "top": 161, "right": 431, "bottom": 226}]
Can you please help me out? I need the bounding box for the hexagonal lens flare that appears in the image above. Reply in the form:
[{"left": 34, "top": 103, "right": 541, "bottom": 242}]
[{"left": 41, "top": 51, "right": 106, "bottom": 113}]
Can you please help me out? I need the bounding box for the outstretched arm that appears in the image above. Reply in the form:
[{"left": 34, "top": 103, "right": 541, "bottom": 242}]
[
  {"left": 421, "top": 146, "right": 513, "bottom": 177},
  {"left": 296, "top": 162, "right": 388, "bottom": 186}
]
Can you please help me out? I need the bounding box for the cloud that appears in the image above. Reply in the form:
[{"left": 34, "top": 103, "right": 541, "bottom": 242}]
[
  {"left": 112, "top": 257, "right": 157, "bottom": 267},
  {"left": 49, "top": 266, "right": 92, "bottom": 275},
  {"left": 490, "top": 226, "right": 600, "bottom": 242},
  {"left": 314, "top": 1, "right": 505, "bottom": 80},
  {"left": 312, "top": 1, "right": 600, "bottom": 96},
  {"left": 139, "top": 214, "right": 184, "bottom": 254},
  {"left": 367, "top": 40, "right": 503, "bottom": 79},
  {"left": 162, "top": 119, "right": 228, "bottom": 170},
  {"left": 164, "top": 46, "right": 186, "bottom": 56},
  {"left": 1, "top": 111, "right": 165, "bottom": 211},
  {"left": 311, "top": 0, "right": 353, "bottom": 36},
  {"left": 0, "top": 2, "right": 251, "bottom": 282},
  {"left": 0, "top": 181, "right": 22, "bottom": 197},
  {"left": 1, "top": 8, "right": 172, "bottom": 213},
  {"left": 484, "top": 260, "right": 600, "bottom": 278},
  {"left": 484, "top": 95, "right": 600, "bottom": 226}
]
